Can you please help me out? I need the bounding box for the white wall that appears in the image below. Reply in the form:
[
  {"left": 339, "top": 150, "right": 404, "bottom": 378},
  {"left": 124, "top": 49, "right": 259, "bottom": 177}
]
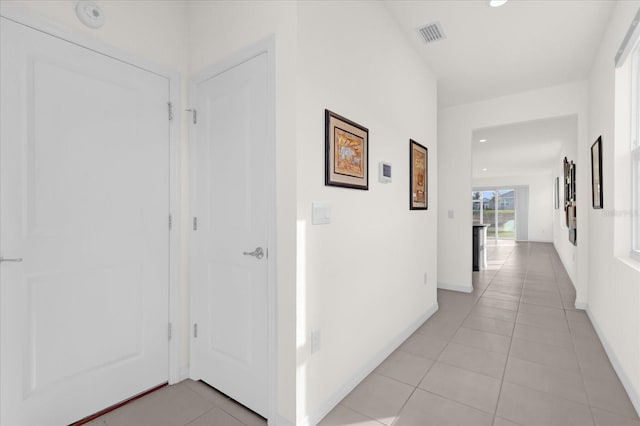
[
  {"left": 186, "top": 2, "right": 298, "bottom": 423},
  {"left": 438, "top": 82, "right": 588, "bottom": 299},
  {"left": 5, "top": 0, "right": 188, "bottom": 69},
  {"left": 587, "top": 0, "right": 640, "bottom": 415},
  {"left": 552, "top": 133, "right": 579, "bottom": 286},
  {"left": 472, "top": 174, "right": 554, "bottom": 243},
  {"left": 295, "top": 1, "right": 438, "bottom": 424}
]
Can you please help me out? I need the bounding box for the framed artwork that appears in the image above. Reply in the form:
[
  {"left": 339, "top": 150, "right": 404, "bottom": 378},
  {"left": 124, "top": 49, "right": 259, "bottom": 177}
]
[
  {"left": 591, "top": 136, "right": 603, "bottom": 209},
  {"left": 569, "top": 203, "right": 577, "bottom": 245},
  {"left": 563, "top": 156, "right": 577, "bottom": 244},
  {"left": 562, "top": 157, "right": 569, "bottom": 228},
  {"left": 568, "top": 160, "right": 577, "bottom": 245},
  {"left": 409, "top": 139, "right": 428, "bottom": 210},
  {"left": 563, "top": 157, "right": 570, "bottom": 227},
  {"left": 570, "top": 161, "right": 576, "bottom": 202},
  {"left": 325, "top": 109, "right": 369, "bottom": 190}
]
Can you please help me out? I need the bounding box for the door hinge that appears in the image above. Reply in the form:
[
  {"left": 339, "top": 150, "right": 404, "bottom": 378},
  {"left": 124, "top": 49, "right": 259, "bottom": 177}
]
[
  {"left": 193, "top": 323, "right": 198, "bottom": 338},
  {"left": 168, "top": 322, "right": 172, "bottom": 340},
  {"left": 168, "top": 102, "right": 174, "bottom": 121},
  {"left": 168, "top": 214, "right": 172, "bottom": 230},
  {"left": 186, "top": 108, "right": 197, "bottom": 124},
  {"left": 193, "top": 217, "right": 198, "bottom": 231}
]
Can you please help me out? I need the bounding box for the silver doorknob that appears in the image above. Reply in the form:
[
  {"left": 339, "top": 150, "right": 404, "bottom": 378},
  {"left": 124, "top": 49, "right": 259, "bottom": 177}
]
[
  {"left": 243, "top": 247, "right": 264, "bottom": 260},
  {"left": 0, "top": 257, "right": 23, "bottom": 263}
]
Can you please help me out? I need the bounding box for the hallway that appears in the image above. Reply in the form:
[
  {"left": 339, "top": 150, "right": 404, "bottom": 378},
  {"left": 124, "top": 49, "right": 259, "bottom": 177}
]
[
  {"left": 81, "top": 241, "right": 639, "bottom": 426},
  {"left": 319, "top": 242, "right": 640, "bottom": 426}
]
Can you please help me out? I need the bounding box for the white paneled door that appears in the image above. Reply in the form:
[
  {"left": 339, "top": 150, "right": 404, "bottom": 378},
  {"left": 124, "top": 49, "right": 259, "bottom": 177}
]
[
  {"left": 0, "top": 18, "right": 170, "bottom": 425},
  {"left": 191, "top": 51, "right": 270, "bottom": 418}
]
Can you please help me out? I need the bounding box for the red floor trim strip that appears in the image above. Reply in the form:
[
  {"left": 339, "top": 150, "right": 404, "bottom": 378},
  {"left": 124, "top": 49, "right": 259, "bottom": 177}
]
[{"left": 70, "top": 382, "right": 168, "bottom": 425}]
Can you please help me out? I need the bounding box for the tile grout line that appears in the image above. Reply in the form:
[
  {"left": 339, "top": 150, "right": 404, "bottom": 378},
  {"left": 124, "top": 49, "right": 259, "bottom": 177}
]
[
  {"left": 490, "top": 241, "right": 524, "bottom": 426},
  {"left": 334, "top": 402, "right": 386, "bottom": 425},
  {"left": 549, "top": 247, "right": 598, "bottom": 426},
  {"left": 500, "top": 247, "right": 597, "bottom": 422},
  {"left": 393, "top": 241, "right": 516, "bottom": 426}
]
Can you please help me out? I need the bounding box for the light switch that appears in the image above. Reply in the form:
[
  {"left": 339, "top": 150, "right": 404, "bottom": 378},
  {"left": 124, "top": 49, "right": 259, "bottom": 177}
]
[
  {"left": 448, "top": 209, "right": 455, "bottom": 219},
  {"left": 312, "top": 202, "right": 331, "bottom": 225}
]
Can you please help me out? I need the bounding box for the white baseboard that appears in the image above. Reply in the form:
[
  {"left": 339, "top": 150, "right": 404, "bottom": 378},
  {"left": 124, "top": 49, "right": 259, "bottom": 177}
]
[
  {"left": 270, "top": 414, "right": 295, "bottom": 426},
  {"left": 437, "top": 281, "right": 473, "bottom": 293},
  {"left": 574, "top": 301, "right": 588, "bottom": 310},
  {"left": 170, "top": 366, "right": 190, "bottom": 385},
  {"left": 586, "top": 308, "right": 640, "bottom": 417},
  {"left": 301, "top": 302, "right": 439, "bottom": 426}
]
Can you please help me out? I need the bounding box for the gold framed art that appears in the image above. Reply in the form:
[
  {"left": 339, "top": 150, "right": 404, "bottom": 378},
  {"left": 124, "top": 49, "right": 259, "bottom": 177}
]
[
  {"left": 325, "top": 109, "right": 369, "bottom": 190},
  {"left": 410, "top": 139, "right": 428, "bottom": 210}
]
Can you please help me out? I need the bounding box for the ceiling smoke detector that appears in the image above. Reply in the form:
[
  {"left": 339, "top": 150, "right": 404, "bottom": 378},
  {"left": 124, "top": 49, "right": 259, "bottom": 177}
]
[
  {"left": 417, "top": 21, "right": 446, "bottom": 44},
  {"left": 76, "top": 1, "right": 104, "bottom": 29}
]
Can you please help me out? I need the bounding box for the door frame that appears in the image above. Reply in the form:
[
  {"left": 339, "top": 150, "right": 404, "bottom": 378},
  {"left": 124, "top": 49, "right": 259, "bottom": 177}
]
[
  {"left": 0, "top": 2, "right": 185, "bottom": 385},
  {"left": 188, "top": 36, "right": 277, "bottom": 424}
]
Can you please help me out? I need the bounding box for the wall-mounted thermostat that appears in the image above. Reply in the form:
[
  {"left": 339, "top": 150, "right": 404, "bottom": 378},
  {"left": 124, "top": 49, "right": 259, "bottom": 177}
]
[{"left": 378, "top": 161, "right": 392, "bottom": 183}]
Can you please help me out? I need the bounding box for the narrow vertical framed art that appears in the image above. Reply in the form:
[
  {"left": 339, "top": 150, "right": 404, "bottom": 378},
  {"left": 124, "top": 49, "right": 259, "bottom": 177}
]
[
  {"left": 591, "top": 136, "right": 603, "bottom": 209},
  {"left": 409, "top": 139, "right": 428, "bottom": 210}
]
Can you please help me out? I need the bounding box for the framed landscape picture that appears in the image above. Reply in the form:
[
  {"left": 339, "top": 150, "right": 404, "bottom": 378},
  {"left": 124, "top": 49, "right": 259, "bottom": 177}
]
[
  {"left": 410, "top": 139, "right": 428, "bottom": 210},
  {"left": 591, "top": 136, "right": 603, "bottom": 209},
  {"left": 325, "top": 109, "right": 369, "bottom": 190}
]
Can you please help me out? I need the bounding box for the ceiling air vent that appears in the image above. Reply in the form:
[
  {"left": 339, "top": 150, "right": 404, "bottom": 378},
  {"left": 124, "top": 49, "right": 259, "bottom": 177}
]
[{"left": 418, "top": 21, "right": 446, "bottom": 44}]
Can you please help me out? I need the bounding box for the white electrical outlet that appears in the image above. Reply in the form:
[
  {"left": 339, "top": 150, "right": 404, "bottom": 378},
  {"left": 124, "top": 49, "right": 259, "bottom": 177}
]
[{"left": 311, "top": 329, "right": 321, "bottom": 354}]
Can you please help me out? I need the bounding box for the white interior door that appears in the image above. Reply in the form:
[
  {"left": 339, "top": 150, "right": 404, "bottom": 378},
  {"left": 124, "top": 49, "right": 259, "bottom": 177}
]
[
  {"left": 0, "top": 18, "right": 170, "bottom": 425},
  {"left": 191, "top": 51, "right": 270, "bottom": 418}
]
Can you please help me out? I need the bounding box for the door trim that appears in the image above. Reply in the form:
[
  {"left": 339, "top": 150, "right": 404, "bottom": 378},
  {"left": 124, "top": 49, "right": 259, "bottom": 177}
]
[
  {"left": 0, "top": 2, "right": 185, "bottom": 385},
  {"left": 189, "top": 36, "right": 277, "bottom": 424}
]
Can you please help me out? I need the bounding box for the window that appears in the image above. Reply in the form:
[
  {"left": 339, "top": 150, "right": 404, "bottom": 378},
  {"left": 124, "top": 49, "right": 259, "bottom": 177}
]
[
  {"left": 471, "top": 189, "right": 516, "bottom": 239},
  {"left": 633, "top": 44, "right": 640, "bottom": 255}
]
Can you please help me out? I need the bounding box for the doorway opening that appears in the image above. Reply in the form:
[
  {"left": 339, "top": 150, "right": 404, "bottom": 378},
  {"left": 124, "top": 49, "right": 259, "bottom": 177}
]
[{"left": 472, "top": 189, "right": 516, "bottom": 239}]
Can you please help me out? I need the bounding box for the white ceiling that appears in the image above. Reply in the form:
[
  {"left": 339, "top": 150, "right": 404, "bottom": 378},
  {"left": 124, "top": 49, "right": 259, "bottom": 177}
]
[
  {"left": 471, "top": 115, "right": 577, "bottom": 178},
  {"left": 384, "top": 0, "right": 615, "bottom": 108}
]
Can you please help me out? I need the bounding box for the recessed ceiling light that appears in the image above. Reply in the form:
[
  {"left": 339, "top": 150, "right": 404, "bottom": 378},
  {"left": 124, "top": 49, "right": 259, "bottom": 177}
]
[
  {"left": 479, "top": 139, "right": 487, "bottom": 143},
  {"left": 489, "top": 0, "right": 508, "bottom": 7},
  {"left": 482, "top": 168, "right": 488, "bottom": 171}
]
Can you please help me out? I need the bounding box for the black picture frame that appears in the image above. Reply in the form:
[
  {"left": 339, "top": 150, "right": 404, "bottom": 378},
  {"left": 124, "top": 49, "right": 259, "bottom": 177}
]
[
  {"left": 591, "top": 136, "right": 603, "bottom": 209},
  {"left": 563, "top": 157, "right": 570, "bottom": 227},
  {"left": 325, "top": 109, "right": 369, "bottom": 190},
  {"left": 569, "top": 161, "right": 577, "bottom": 245},
  {"left": 563, "top": 156, "right": 577, "bottom": 245},
  {"left": 409, "top": 139, "right": 428, "bottom": 210}
]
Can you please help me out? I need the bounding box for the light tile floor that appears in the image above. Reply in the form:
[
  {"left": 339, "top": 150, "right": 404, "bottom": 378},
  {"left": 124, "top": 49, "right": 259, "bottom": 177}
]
[
  {"left": 84, "top": 380, "right": 267, "bottom": 426},
  {"left": 85, "top": 241, "right": 640, "bottom": 426},
  {"left": 319, "top": 241, "right": 640, "bottom": 426}
]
